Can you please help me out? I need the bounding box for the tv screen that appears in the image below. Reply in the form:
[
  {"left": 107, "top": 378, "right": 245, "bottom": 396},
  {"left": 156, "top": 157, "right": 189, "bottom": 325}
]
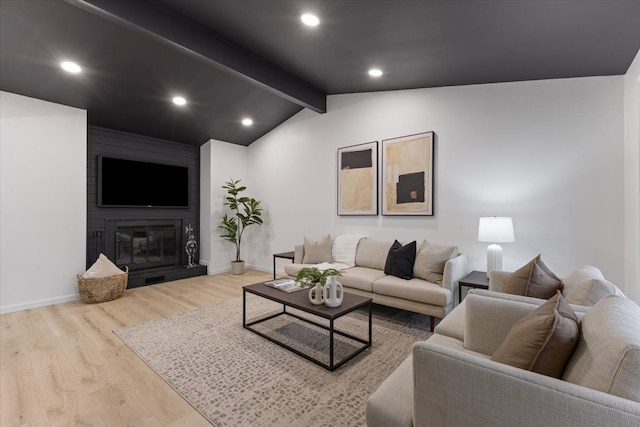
[{"left": 98, "top": 156, "right": 189, "bottom": 208}]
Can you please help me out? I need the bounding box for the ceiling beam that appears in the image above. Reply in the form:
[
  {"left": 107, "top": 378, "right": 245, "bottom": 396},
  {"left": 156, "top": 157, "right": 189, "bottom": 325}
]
[{"left": 64, "top": 0, "right": 326, "bottom": 113}]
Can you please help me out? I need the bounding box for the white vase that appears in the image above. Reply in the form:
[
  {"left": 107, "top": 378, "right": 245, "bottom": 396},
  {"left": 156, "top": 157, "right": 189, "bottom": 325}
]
[
  {"left": 308, "top": 283, "right": 325, "bottom": 305},
  {"left": 323, "top": 276, "right": 344, "bottom": 307}
]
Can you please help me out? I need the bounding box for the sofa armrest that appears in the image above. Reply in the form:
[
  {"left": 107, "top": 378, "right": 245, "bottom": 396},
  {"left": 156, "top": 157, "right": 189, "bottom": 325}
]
[
  {"left": 442, "top": 253, "right": 471, "bottom": 306},
  {"left": 366, "top": 355, "right": 414, "bottom": 427},
  {"left": 488, "top": 270, "right": 511, "bottom": 292},
  {"left": 294, "top": 244, "right": 304, "bottom": 264},
  {"left": 413, "top": 341, "right": 640, "bottom": 427}
]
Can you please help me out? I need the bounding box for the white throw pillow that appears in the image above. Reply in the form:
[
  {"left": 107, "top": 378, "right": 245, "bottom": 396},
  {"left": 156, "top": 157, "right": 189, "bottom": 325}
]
[
  {"left": 331, "top": 234, "right": 365, "bottom": 267},
  {"left": 82, "top": 253, "right": 125, "bottom": 279}
]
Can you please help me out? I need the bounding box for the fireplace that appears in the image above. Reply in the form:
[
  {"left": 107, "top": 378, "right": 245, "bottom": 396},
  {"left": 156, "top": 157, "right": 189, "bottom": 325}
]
[{"left": 105, "top": 219, "right": 182, "bottom": 272}]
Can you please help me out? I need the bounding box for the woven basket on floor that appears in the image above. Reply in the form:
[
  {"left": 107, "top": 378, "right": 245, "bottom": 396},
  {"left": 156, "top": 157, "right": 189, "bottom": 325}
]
[{"left": 77, "top": 267, "right": 128, "bottom": 303}]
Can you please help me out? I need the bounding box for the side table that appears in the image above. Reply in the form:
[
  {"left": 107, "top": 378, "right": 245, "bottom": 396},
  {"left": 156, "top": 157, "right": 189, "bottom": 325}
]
[
  {"left": 272, "top": 251, "right": 295, "bottom": 279},
  {"left": 459, "top": 271, "right": 489, "bottom": 303}
]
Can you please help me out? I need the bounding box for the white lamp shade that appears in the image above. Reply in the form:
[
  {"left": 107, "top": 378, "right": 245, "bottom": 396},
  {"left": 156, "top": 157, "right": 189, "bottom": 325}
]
[{"left": 478, "top": 217, "right": 515, "bottom": 243}]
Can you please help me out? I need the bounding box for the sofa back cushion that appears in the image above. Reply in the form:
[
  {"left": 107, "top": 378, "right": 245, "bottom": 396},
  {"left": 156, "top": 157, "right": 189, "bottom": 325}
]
[
  {"left": 464, "top": 293, "right": 540, "bottom": 356},
  {"left": 355, "top": 239, "right": 394, "bottom": 270},
  {"left": 562, "top": 266, "right": 625, "bottom": 306},
  {"left": 563, "top": 296, "right": 640, "bottom": 402}
]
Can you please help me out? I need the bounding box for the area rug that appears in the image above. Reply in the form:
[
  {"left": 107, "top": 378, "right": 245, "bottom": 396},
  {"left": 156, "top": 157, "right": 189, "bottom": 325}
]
[{"left": 114, "top": 295, "right": 432, "bottom": 427}]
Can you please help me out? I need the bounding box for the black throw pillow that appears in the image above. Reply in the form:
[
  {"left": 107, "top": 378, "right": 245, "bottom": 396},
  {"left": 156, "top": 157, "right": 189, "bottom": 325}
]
[{"left": 384, "top": 240, "right": 417, "bottom": 280}]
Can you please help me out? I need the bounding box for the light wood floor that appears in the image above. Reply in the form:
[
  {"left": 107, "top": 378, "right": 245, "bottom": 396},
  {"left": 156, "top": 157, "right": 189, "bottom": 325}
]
[{"left": 0, "top": 269, "right": 272, "bottom": 427}]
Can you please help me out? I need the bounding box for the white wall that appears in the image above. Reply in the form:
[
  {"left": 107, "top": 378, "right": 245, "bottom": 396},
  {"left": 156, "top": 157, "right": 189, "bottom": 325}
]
[
  {"left": 245, "top": 77, "right": 628, "bottom": 293},
  {"left": 1, "top": 91, "right": 87, "bottom": 313},
  {"left": 624, "top": 49, "right": 640, "bottom": 303},
  {"left": 200, "top": 139, "right": 250, "bottom": 274}
]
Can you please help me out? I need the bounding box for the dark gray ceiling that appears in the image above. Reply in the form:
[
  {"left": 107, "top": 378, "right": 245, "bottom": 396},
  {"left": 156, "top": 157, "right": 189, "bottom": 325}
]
[{"left": 2, "top": 0, "right": 640, "bottom": 147}]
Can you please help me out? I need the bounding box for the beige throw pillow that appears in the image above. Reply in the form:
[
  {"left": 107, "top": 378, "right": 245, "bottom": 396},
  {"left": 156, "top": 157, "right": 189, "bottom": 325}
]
[
  {"left": 302, "top": 234, "right": 332, "bottom": 264},
  {"left": 502, "top": 255, "right": 562, "bottom": 299},
  {"left": 413, "top": 240, "right": 459, "bottom": 284},
  {"left": 82, "top": 253, "right": 125, "bottom": 279},
  {"left": 491, "top": 291, "right": 579, "bottom": 378}
]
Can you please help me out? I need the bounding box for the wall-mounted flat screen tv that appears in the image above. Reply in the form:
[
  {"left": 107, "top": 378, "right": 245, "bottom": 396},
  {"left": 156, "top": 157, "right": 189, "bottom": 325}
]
[{"left": 98, "top": 155, "right": 189, "bottom": 208}]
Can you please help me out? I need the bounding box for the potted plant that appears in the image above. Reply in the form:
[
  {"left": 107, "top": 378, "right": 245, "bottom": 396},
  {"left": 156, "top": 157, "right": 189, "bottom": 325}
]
[
  {"left": 218, "top": 179, "right": 263, "bottom": 274},
  {"left": 295, "top": 267, "right": 342, "bottom": 286},
  {"left": 296, "top": 267, "right": 343, "bottom": 305}
]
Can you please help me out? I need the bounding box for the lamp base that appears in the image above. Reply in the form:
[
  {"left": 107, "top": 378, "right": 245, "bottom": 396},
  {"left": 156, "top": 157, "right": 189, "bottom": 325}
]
[{"left": 486, "top": 244, "right": 503, "bottom": 278}]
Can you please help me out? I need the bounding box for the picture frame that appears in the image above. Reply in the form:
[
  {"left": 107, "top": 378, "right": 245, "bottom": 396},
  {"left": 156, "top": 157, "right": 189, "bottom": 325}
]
[
  {"left": 337, "top": 141, "right": 378, "bottom": 215},
  {"left": 381, "top": 131, "right": 434, "bottom": 216}
]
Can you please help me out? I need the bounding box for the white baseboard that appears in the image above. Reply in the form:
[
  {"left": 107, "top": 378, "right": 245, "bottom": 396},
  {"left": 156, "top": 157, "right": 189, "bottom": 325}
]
[
  {"left": 205, "top": 263, "right": 272, "bottom": 276},
  {"left": 206, "top": 266, "right": 230, "bottom": 275},
  {"left": 247, "top": 264, "right": 271, "bottom": 274},
  {"left": 0, "top": 294, "right": 80, "bottom": 314}
]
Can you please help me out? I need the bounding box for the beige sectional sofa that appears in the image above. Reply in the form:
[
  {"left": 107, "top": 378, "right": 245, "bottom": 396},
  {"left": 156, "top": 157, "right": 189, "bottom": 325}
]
[
  {"left": 366, "top": 267, "right": 640, "bottom": 426},
  {"left": 284, "top": 238, "right": 470, "bottom": 331}
]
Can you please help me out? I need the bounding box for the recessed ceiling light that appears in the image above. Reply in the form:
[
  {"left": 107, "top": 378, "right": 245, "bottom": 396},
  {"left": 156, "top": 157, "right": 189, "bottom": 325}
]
[
  {"left": 301, "top": 13, "right": 320, "bottom": 27},
  {"left": 242, "top": 118, "right": 253, "bottom": 126},
  {"left": 368, "top": 68, "right": 383, "bottom": 78},
  {"left": 172, "top": 96, "right": 187, "bottom": 106},
  {"left": 60, "top": 61, "right": 82, "bottom": 74}
]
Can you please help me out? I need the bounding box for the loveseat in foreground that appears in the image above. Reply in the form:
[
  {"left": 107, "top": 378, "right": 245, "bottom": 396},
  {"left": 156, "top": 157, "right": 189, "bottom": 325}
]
[
  {"left": 366, "top": 268, "right": 640, "bottom": 426},
  {"left": 284, "top": 238, "right": 470, "bottom": 331}
]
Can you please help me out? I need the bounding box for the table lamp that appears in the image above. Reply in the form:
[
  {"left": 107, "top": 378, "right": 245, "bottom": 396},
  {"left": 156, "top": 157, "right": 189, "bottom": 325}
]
[{"left": 478, "top": 217, "right": 515, "bottom": 277}]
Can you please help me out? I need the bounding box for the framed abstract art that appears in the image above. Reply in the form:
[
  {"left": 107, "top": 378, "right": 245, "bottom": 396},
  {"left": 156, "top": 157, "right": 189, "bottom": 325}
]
[
  {"left": 381, "top": 131, "right": 434, "bottom": 216},
  {"left": 337, "top": 141, "right": 378, "bottom": 215}
]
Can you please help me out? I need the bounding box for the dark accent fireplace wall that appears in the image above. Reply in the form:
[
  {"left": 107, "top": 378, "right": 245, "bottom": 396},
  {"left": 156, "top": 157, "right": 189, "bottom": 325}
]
[{"left": 87, "top": 127, "right": 203, "bottom": 286}]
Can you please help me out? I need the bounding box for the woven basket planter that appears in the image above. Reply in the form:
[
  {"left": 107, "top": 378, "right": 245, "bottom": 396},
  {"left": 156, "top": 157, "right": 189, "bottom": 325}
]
[{"left": 77, "top": 267, "right": 129, "bottom": 303}]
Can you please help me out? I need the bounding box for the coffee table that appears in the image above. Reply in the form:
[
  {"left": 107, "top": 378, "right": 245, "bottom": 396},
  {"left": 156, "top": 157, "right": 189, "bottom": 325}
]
[{"left": 243, "top": 282, "right": 373, "bottom": 371}]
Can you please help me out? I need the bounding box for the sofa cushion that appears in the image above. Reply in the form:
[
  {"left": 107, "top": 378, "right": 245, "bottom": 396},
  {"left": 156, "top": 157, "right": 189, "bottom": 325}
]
[
  {"left": 302, "top": 234, "right": 332, "bottom": 264},
  {"left": 373, "top": 276, "right": 450, "bottom": 307},
  {"left": 413, "top": 240, "right": 458, "bottom": 284},
  {"left": 338, "top": 266, "right": 386, "bottom": 293},
  {"left": 284, "top": 263, "right": 310, "bottom": 277},
  {"left": 384, "top": 240, "right": 416, "bottom": 280},
  {"left": 491, "top": 292, "right": 579, "bottom": 379},
  {"left": 502, "top": 255, "right": 562, "bottom": 299},
  {"left": 562, "top": 265, "right": 625, "bottom": 306},
  {"left": 563, "top": 296, "right": 640, "bottom": 402},
  {"left": 355, "top": 239, "right": 393, "bottom": 270}
]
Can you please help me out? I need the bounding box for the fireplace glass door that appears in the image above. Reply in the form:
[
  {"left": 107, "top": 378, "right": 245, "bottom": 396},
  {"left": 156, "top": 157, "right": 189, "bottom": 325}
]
[{"left": 115, "top": 226, "right": 177, "bottom": 269}]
